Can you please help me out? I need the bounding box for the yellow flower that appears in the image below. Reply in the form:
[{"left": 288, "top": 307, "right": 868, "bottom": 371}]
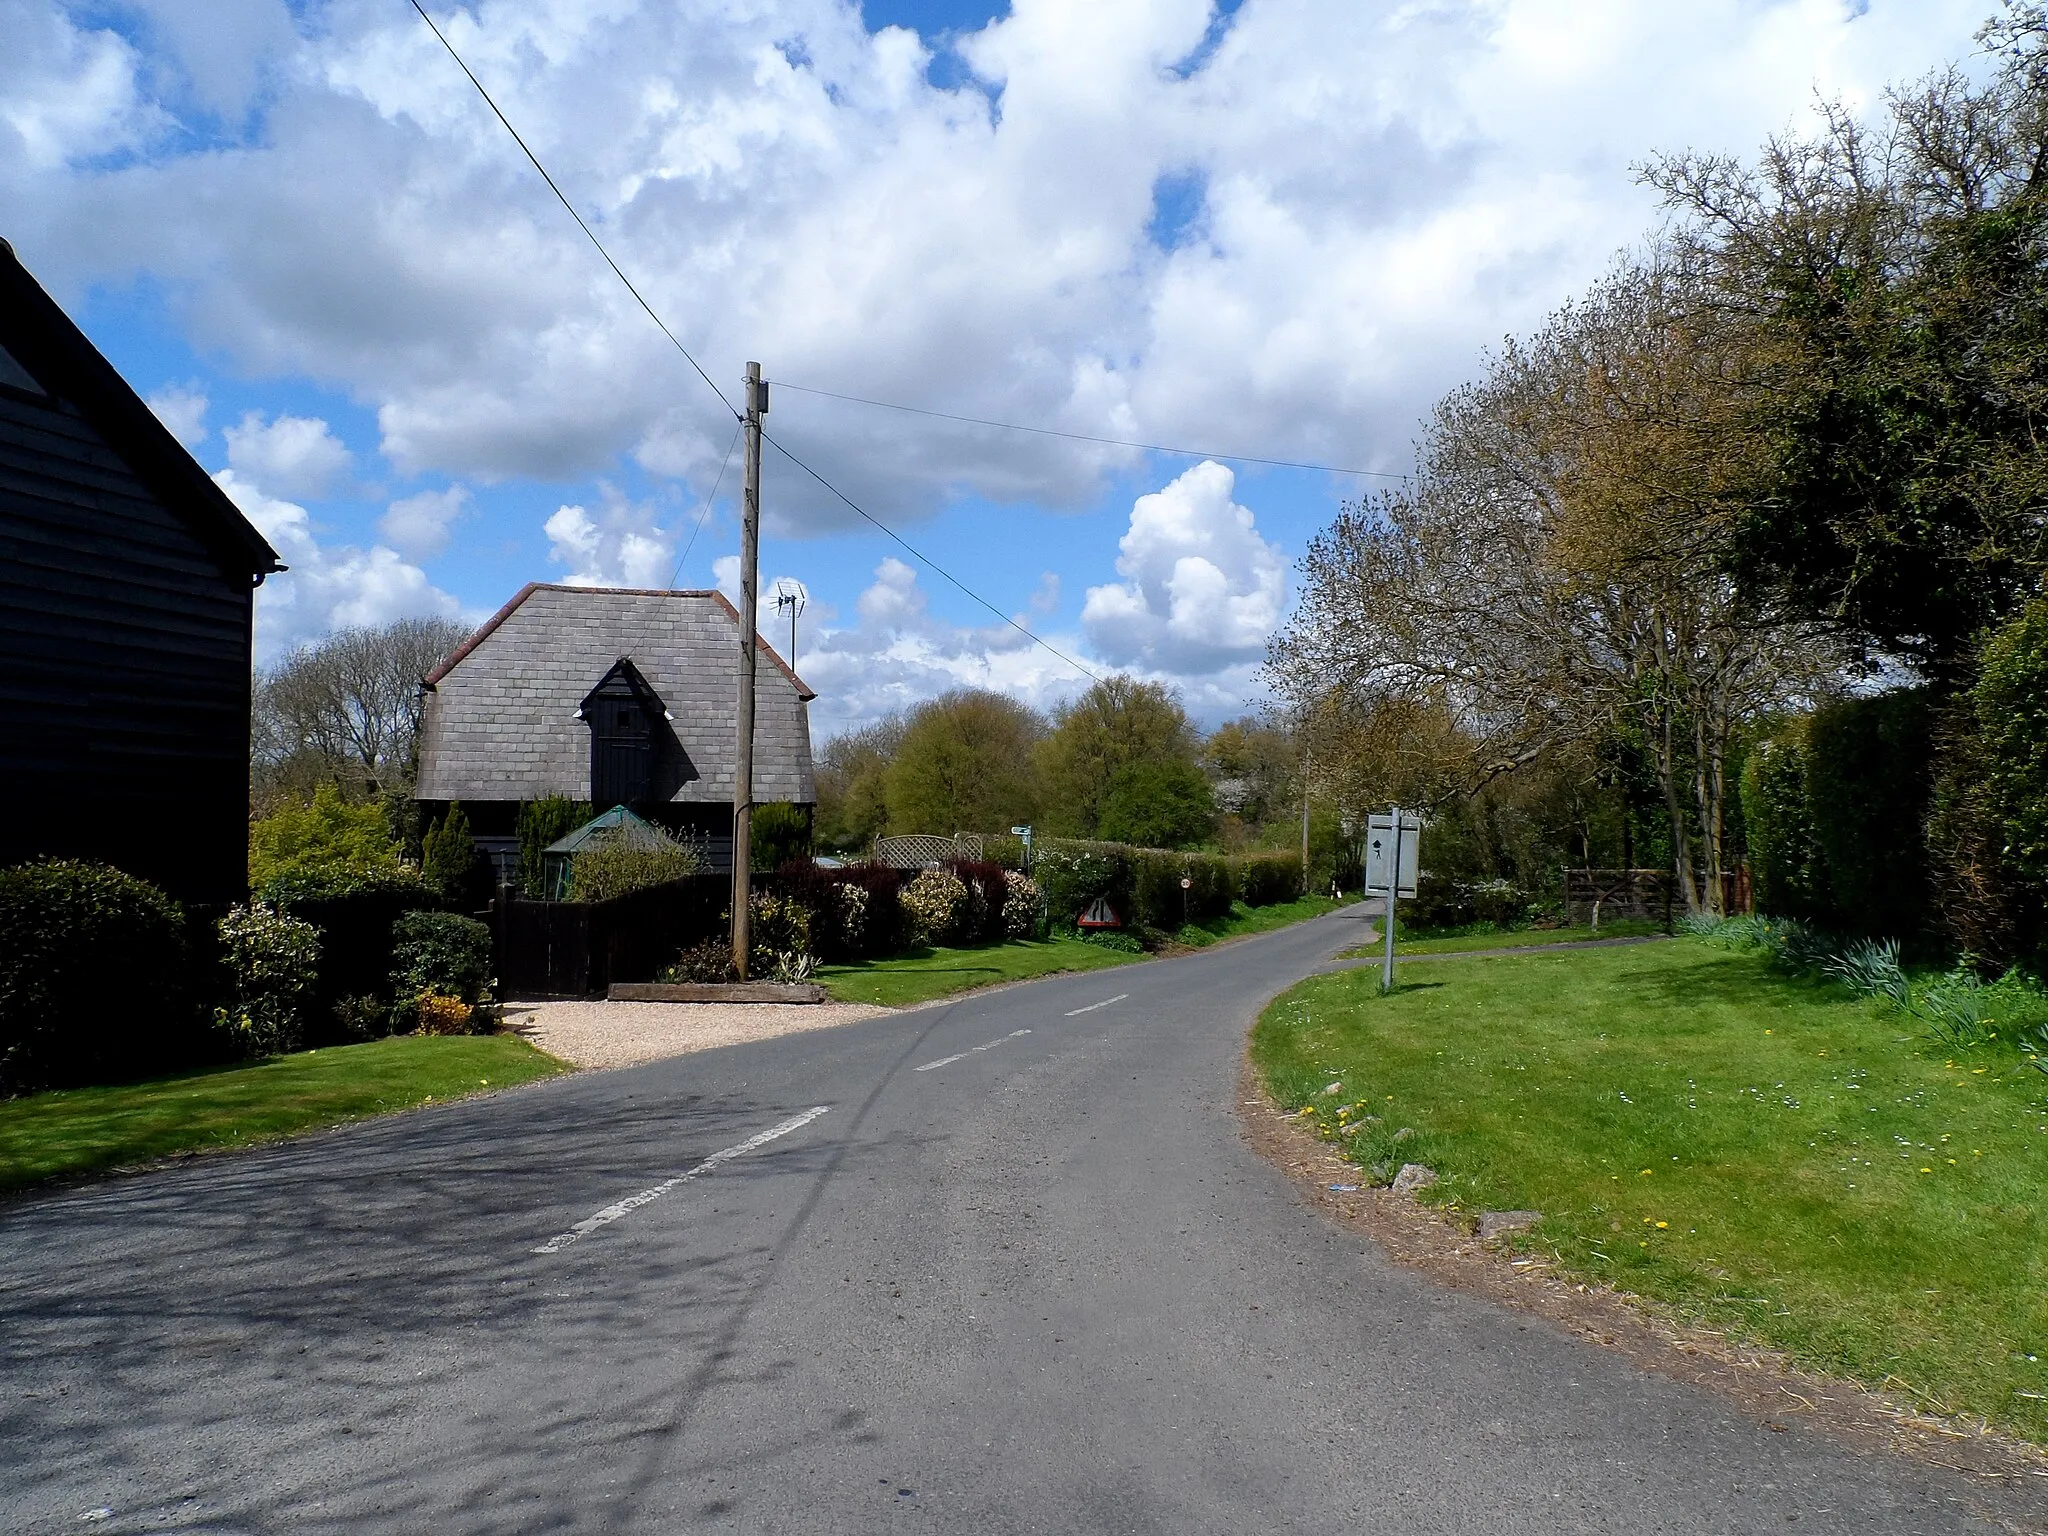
[{"left": 1655, "top": 1221, "right": 1668, "bottom": 1229}]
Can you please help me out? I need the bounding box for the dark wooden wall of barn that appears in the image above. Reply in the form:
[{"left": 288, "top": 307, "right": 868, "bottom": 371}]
[{"left": 0, "top": 382, "right": 254, "bottom": 905}]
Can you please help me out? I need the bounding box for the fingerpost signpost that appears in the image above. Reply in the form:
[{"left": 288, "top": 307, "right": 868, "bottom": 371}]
[{"left": 1364, "top": 806, "right": 1422, "bottom": 993}]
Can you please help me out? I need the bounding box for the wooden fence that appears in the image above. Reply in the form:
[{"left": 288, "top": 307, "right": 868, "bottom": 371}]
[{"left": 492, "top": 874, "right": 728, "bottom": 998}]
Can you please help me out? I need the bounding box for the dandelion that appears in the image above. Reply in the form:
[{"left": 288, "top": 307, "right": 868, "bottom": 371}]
[
  {"left": 1655, "top": 1221, "right": 1669, "bottom": 1229},
  {"left": 1640, "top": 1168, "right": 1653, "bottom": 1176}
]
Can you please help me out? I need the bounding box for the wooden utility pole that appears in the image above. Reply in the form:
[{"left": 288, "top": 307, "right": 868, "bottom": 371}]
[{"left": 731, "top": 362, "right": 766, "bottom": 978}]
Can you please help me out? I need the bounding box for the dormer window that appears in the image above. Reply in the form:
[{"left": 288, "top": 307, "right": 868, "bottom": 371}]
[{"left": 580, "top": 658, "right": 666, "bottom": 811}]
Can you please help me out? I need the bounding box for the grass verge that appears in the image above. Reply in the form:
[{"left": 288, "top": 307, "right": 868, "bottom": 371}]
[
  {"left": 0, "top": 1034, "right": 566, "bottom": 1195},
  {"left": 1340, "top": 919, "right": 1667, "bottom": 959},
  {"left": 1171, "top": 894, "right": 1349, "bottom": 948},
  {"left": 1250, "top": 939, "right": 2048, "bottom": 1441},
  {"left": 816, "top": 935, "right": 1141, "bottom": 1007}
]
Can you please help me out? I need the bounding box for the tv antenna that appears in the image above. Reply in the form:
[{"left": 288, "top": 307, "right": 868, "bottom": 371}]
[{"left": 774, "top": 581, "right": 807, "bottom": 673}]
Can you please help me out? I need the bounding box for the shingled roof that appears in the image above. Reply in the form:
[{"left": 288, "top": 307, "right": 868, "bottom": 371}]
[{"left": 415, "top": 584, "right": 816, "bottom": 806}]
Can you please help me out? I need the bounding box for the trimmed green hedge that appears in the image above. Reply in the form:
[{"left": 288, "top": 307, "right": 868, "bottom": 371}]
[
  {"left": 1033, "top": 838, "right": 1302, "bottom": 932},
  {"left": 1739, "top": 689, "right": 1935, "bottom": 941}
]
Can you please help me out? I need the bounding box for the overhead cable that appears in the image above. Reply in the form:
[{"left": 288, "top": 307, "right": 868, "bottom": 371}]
[
  {"left": 668, "top": 418, "right": 745, "bottom": 589},
  {"left": 766, "top": 379, "right": 1406, "bottom": 481},
  {"left": 408, "top": 0, "right": 739, "bottom": 421},
  {"left": 760, "top": 428, "right": 1102, "bottom": 684}
]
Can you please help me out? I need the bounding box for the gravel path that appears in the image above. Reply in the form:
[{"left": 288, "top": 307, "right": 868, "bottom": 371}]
[{"left": 505, "top": 998, "right": 893, "bottom": 1070}]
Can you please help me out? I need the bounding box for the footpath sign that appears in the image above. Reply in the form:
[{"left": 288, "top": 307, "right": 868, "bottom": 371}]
[{"left": 1365, "top": 807, "right": 1423, "bottom": 993}]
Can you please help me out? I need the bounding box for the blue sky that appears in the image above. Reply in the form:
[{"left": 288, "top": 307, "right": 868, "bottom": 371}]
[{"left": 2, "top": 0, "right": 1990, "bottom": 737}]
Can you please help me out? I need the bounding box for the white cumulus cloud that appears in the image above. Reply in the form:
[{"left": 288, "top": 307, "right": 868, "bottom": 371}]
[
  {"left": 214, "top": 469, "right": 462, "bottom": 661},
  {"left": 378, "top": 484, "right": 469, "bottom": 560},
  {"left": 223, "top": 411, "right": 352, "bottom": 500},
  {"left": 545, "top": 491, "right": 674, "bottom": 587},
  {"left": 1082, "top": 461, "right": 1284, "bottom": 675},
  {"left": 145, "top": 382, "right": 208, "bottom": 448}
]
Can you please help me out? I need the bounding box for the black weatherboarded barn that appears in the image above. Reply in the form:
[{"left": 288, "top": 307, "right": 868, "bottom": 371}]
[{"left": 0, "top": 240, "right": 282, "bottom": 905}]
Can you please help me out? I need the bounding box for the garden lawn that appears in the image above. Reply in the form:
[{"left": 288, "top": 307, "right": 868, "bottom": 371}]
[
  {"left": 1340, "top": 920, "right": 1667, "bottom": 959},
  {"left": 1252, "top": 939, "right": 2048, "bottom": 1441},
  {"left": 0, "top": 1034, "right": 565, "bottom": 1194},
  {"left": 816, "top": 935, "right": 1140, "bottom": 1008}
]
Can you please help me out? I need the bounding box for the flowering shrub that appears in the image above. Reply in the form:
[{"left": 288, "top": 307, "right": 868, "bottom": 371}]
[
  {"left": 662, "top": 939, "right": 735, "bottom": 983},
  {"left": 215, "top": 903, "right": 322, "bottom": 1057},
  {"left": 835, "top": 882, "right": 871, "bottom": 954},
  {"left": 750, "top": 891, "right": 813, "bottom": 961},
  {"left": 1002, "top": 871, "right": 1045, "bottom": 940},
  {"left": 898, "top": 868, "right": 969, "bottom": 947}
]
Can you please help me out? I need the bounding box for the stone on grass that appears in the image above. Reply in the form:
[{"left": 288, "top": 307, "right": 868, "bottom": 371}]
[
  {"left": 1476, "top": 1210, "right": 1541, "bottom": 1241},
  {"left": 1390, "top": 1163, "right": 1437, "bottom": 1196}
]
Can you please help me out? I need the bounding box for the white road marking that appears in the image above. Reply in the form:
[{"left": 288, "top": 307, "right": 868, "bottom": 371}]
[
  {"left": 532, "top": 1106, "right": 830, "bottom": 1255},
  {"left": 913, "top": 1029, "right": 1031, "bottom": 1073},
  {"left": 1063, "top": 993, "right": 1128, "bottom": 1017}
]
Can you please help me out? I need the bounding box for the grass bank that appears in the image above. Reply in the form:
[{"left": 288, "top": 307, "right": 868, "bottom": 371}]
[
  {"left": 817, "top": 935, "right": 1141, "bottom": 1007},
  {"left": 1341, "top": 919, "right": 1666, "bottom": 959},
  {"left": 1251, "top": 939, "right": 2048, "bottom": 1441},
  {"left": 0, "top": 1034, "right": 566, "bottom": 1195}
]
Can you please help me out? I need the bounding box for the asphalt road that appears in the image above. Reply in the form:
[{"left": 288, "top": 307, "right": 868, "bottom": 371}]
[{"left": 0, "top": 905, "right": 2013, "bottom": 1533}]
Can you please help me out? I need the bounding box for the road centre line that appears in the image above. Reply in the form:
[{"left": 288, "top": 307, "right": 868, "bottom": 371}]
[
  {"left": 913, "top": 1029, "right": 1031, "bottom": 1073},
  {"left": 1064, "top": 993, "right": 1129, "bottom": 1017},
  {"left": 532, "top": 1106, "right": 830, "bottom": 1255}
]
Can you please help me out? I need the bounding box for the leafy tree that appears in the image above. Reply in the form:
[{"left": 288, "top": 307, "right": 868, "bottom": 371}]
[
  {"left": 883, "top": 690, "right": 1044, "bottom": 835},
  {"left": 249, "top": 782, "right": 404, "bottom": 890},
  {"left": 1097, "top": 759, "right": 1216, "bottom": 849},
  {"left": 1201, "top": 717, "right": 1298, "bottom": 828},
  {"left": 421, "top": 802, "right": 479, "bottom": 904},
  {"left": 813, "top": 714, "right": 904, "bottom": 852},
  {"left": 252, "top": 616, "right": 469, "bottom": 808},
  {"left": 1034, "top": 677, "right": 1199, "bottom": 839},
  {"left": 1648, "top": 11, "right": 2048, "bottom": 677},
  {"left": 751, "top": 802, "right": 812, "bottom": 871}
]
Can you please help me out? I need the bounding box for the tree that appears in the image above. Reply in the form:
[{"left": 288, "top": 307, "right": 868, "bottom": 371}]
[
  {"left": 1269, "top": 260, "right": 1843, "bottom": 912},
  {"left": 882, "top": 690, "right": 1045, "bottom": 836},
  {"left": 253, "top": 617, "right": 470, "bottom": 805},
  {"left": 1034, "top": 677, "right": 1199, "bottom": 839},
  {"left": 813, "top": 714, "right": 905, "bottom": 852},
  {"left": 1097, "top": 759, "right": 1215, "bottom": 849},
  {"left": 422, "top": 802, "right": 479, "bottom": 904},
  {"left": 1647, "top": 10, "right": 2048, "bottom": 678},
  {"left": 1201, "top": 717, "right": 1298, "bottom": 828}
]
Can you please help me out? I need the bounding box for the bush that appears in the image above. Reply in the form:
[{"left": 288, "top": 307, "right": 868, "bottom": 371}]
[
  {"left": 1397, "top": 873, "right": 1533, "bottom": 934},
  {"left": 516, "top": 795, "right": 590, "bottom": 896},
  {"left": 1002, "top": 870, "right": 1044, "bottom": 939},
  {"left": 1097, "top": 759, "right": 1216, "bottom": 849},
  {"left": 0, "top": 860, "right": 194, "bottom": 1094},
  {"left": 1741, "top": 731, "right": 1828, "bottom": 922},
  {"left": 749, "top": 891, "right": 815, "bottom": 974},
  {"left": 946, "top": 859, "right": 1009, "bottom": 943},
  {"left": 752, "top": 802, "right": 812, "bottom": 872},
  {"left": 213, "top": 903, "right": 322, "bottom": 1058},
  {"left": 899, "top": 868, "right": 970, "bottom": 947},
  {"left": 833, "top": 863, "right": 905, "bottom": 956},
  {"left": 249, "top": 783, "right": 403, "bottom": 891},
  {"left": 663, "top": 939, "right": 737, "bottom": 983},
  {"left": 983, "top": 833, "right": 1028, "bottom": 870},
  {"left": 1230, "top": 852, "right": 1303, "bottom": 907},
  {"left": 388, "top": 910, "right": 495, "bottom": 1032},
  {"left": 567, "top": 833, "right": 700, "bottom": 903},
  {"left": 1077, "top": 928, "right": 1144, "bottom": 954}
]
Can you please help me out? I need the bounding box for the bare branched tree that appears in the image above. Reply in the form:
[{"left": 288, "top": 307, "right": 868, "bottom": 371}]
[{"left": 253, "top": 617, "right": 471, "bottom": 806}]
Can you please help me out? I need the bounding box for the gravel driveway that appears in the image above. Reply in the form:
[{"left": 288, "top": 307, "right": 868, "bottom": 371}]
[{"left": 505, "top": 998, "right": 893, "bottom": 1070}]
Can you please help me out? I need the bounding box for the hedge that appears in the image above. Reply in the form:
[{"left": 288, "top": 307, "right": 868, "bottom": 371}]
[{"left": 1034, "top": 838, "right": 1302, "bottom": 932}]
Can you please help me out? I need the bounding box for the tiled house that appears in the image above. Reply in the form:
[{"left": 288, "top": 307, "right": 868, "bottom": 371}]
[{"left": 414, "top": 584, "right": 816, "bottom": 874}]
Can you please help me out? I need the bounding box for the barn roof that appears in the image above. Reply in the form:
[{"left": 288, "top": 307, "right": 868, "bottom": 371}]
[
  {"left": 415, "top": 584, "right": 816, "bottom": 806},
  {"left": 0, "top": 238, "right": 281, "bottom": 581}
]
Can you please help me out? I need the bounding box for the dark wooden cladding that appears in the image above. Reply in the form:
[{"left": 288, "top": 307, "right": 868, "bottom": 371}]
[{"left": 0, "top": 386, "right": 255, "bottom": 902}]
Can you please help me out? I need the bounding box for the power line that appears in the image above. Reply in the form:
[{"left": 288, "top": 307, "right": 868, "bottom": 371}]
[
  {"left": 766, "top": 379, "right": 1406, "bottom": 481},
  {"left": 667, "top": 418, "right": 745, "bottom": 589},
  {"left": 760, "top": 427, "right": 1102, "bottom": 684},
  {"left": 407, "top": 0, "right": 739, "bottom": 421}
]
